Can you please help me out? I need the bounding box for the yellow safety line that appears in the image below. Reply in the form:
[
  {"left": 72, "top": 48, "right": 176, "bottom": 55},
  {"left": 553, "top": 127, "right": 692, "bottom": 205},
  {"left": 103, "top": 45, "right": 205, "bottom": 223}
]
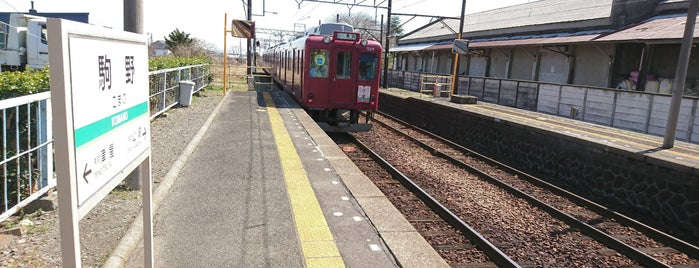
[
  {"left": 465, "top": 104, "right": 699, "bottom": 161},
  {"left": 263, "top": 92, "right": 345, "bottom": 268}
]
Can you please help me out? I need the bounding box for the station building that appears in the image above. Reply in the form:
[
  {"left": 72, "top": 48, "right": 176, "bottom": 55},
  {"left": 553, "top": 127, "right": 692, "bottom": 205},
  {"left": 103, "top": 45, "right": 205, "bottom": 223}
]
[{"left": 388, "top": 0, "right": 699, "bottom": 144}]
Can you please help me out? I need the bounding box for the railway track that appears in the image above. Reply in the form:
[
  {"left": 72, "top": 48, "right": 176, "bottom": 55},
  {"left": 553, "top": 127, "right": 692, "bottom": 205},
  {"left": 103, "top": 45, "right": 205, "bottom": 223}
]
[
  {"left": 335, "top": 134, "right": 502, "bottom": 267},
  {"left": 335, "top": 112, "right": 699, "bottom": 267}
]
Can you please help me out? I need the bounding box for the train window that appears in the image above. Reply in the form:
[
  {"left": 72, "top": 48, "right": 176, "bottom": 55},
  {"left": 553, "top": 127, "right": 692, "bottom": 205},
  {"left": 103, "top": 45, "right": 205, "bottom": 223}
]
[
  {"left": 336, "top": 52, "right": 351, "bottom": 79},
  {"left": 309, "top": 49, "right": 329, "bottom": 78},
  {"left": 359, "top": 53, "right": 378, "bottom": 81}
]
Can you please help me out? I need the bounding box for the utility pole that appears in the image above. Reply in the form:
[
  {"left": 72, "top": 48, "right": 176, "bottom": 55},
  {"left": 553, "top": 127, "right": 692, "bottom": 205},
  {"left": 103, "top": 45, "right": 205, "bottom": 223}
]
[
  {"left": 380, "top": 14, "right": 384, "bottom": 46},
  {"left": 247, "top": 0, "right": 253, "bottom": 75},
  {"left": 663, "top": 0, "right": 698, "bottom": 148},
  {"left": 123, "top": 0, "right": 143, "bottom": 190},
  {"left": 124, "top": 0, "right": 143, "bottom": 34},
  {"left": 450, "top": 0, "right": 467, "bottom": 95},
  {"left": 382, "top": 0, "right": 391, "bottom": 88}
]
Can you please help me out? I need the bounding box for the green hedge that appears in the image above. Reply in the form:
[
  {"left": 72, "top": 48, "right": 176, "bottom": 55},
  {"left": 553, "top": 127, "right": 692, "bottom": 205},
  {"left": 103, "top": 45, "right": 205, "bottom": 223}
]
[
  {"left": 0, "top": 66, "right": 50, "bottom": 100},
  {"left": 0, "top": 57, "right": 211, "bottom": 100},
  {"left": 148, "top": 56, "right": 212, "bottom": 71}
]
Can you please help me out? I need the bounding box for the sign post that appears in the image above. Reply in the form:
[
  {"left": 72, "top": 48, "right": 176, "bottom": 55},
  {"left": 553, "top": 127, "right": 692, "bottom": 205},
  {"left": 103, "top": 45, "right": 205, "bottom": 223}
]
[{"left": 48, "top": 18, "right": 153, "bottom": 267}]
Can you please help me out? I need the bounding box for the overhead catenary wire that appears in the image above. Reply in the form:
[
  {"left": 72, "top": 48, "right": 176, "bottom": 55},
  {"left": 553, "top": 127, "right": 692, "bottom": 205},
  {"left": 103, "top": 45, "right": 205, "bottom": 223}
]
[{"left": 0, "top": 0, "right": 21, "bottom": 12}]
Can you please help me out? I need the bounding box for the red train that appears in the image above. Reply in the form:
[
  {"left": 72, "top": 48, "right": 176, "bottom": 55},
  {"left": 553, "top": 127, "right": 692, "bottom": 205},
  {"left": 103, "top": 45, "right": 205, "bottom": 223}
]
[{"left": 262, "top": 23, "right": 383, "bottom": 132}]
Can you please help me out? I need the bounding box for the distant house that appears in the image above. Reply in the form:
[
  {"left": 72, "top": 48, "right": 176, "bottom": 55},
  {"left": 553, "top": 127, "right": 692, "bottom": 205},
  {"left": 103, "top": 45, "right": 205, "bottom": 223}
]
[{"left": 149, "top": 40, "right": 169, "bottom": 57}]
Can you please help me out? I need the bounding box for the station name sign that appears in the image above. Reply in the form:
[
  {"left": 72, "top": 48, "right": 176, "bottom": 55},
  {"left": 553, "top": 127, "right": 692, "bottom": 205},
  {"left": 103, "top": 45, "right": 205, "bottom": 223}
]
[{"left": 50, "top": 19, "right": 150, "bottom": 218}]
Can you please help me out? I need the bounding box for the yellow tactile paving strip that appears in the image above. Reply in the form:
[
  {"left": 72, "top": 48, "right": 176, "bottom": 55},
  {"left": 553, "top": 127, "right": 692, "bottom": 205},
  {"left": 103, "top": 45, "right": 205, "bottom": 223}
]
[{"left": 263, "top": 92, "right": 345, "bottom": 268}]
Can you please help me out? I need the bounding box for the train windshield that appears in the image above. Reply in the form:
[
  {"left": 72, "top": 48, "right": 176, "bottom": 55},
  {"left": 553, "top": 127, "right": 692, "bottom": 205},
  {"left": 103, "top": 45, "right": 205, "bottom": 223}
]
[
  {"left": 336, "top": 52, "right": 352, "bottom": 79},
  {"left": 309, "top": 49, "right": 329, "bottom": 78},
  {"left": 359, "top": 53, "right": 378, "bottom": 81}
]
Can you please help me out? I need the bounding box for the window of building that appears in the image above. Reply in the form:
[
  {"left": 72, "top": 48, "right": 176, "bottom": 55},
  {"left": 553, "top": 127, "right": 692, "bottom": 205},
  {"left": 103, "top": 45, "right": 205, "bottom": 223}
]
[
  {"left": 0, "top": 24, "right": 7, "bottom": 49},
  {"left": 41, "top": 25, "right": 47, "bottom": 45}
]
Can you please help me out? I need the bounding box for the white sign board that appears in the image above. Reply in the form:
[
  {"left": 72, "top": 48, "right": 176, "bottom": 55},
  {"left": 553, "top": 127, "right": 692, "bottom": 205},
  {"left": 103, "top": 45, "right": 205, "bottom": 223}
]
[
  {"left": 70, "top": 36, "right": 150, "bottom": 209},
  {"left": 50, "top": 19, "right": 150, "bottom": 217},
  {"left": 49, "top": 18, "right": 153, "bottom": 267}
]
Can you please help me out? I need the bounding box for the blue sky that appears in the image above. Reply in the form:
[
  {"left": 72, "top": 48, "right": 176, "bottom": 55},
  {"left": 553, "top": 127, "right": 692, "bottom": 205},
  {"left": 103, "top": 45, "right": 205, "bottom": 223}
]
[{"left": 1, "top": 0, "right": 532, "bottom": 50}]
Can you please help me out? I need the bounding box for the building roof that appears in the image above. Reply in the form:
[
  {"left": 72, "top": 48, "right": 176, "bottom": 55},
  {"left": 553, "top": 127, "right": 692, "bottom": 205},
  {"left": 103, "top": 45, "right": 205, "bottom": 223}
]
[
  {"left": 400, "top": 0, "right": 614, "bottom": 44},
  {"left": 470, "top": 30, "right": 611, "bottom": 48},
  {"left": 0, "top": 12, "right": 88, "bottom": 24},
  {"left": 150, "top": 40, "right": 168, "bottom": 49},
  {"left": 595, "top": 13, "right": 699, "bottom": 42}
]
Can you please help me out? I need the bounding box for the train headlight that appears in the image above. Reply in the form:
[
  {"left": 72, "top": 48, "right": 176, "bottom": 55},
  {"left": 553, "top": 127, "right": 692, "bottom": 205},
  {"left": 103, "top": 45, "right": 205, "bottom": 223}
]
[
  {"left": 370, "top": 95, "right": 376, "bottom": 105},
  {"left": 360, "top": 39, "right": 368, "bottom": 46},
  {"left": 308, "top": 93, "right": 314, "bottom": 104},
  {"left": 323, "top": 35, "right": 332, "bottom": 44}
]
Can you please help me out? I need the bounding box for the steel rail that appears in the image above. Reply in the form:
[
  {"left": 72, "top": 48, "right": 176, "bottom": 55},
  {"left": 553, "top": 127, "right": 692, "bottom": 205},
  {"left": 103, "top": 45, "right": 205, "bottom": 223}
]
[
  {"left": 351, "top": 136, "right": 521, "bottom": 268},
  {"left": 371, "top": 112, "right": 673, "bottom": 268},
  {"left": 376, "top": 111, "right": 699, "bottom": 260}
]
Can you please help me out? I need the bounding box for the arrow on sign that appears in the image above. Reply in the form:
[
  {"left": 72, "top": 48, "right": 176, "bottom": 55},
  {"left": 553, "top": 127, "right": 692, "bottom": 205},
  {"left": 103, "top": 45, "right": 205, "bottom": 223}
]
[{"left": 83, "top": 163, "right": 92, "bottom": 183}]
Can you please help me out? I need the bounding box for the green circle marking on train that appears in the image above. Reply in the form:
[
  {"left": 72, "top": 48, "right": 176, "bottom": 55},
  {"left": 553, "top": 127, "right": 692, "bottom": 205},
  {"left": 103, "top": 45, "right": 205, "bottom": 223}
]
[{"left": 314, "top": 54, "right": 326, "bottom": 65}]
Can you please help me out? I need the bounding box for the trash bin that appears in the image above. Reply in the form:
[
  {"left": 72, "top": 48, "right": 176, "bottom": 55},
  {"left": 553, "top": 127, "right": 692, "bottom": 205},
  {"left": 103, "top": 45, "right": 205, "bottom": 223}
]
[{"left": 179, "top": 81, "right": 195, "bottom": 107}]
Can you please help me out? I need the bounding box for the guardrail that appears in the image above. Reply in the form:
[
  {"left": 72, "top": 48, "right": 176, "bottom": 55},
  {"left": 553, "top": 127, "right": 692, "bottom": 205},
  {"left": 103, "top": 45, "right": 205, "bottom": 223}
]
[
  {"left": 0, "top": 91, "right": 54, "bottom": 222},
  {"left": 0, "top": 63, "right": 210, "bottom": 222},
  {"left": 387, "top": 70, "right": 699, "bottom": 144},
  {"left": 148, "top": 64, "right": 210, "bottom": 119},
  {"left": 419, "top": 75, "right": 452, "bottom": 98}
]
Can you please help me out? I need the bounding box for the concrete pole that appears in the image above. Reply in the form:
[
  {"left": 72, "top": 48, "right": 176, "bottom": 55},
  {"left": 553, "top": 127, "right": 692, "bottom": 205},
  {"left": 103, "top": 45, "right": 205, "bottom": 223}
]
[
  {"left": 124, "top": 0, "right": 143, "bottom": 33},
  {"left": 124, "top": 0, "right": 143, "bottom": 190},
  {"left": 663, "top": 0, "right": 698, "bottom": 148}
]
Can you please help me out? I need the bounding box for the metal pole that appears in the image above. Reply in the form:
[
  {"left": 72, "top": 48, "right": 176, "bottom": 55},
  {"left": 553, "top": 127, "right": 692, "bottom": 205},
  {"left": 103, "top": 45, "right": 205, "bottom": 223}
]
[
  {"left": 380, "top": 14, "right": 384, "bottom": 46},
  {"left": 382, "top": 0, "right": 392, "bottom": 89},
  {"left": 450, "top": 0, "right": 467, "bottom": 95},
  {"left": 247, "top": 0, "right": 252, "bottom": 75},
  {"left": 223, "top": 13, "right": 228, "bottom": 95},
  {"left": 663, "top": 0, "right": 698, "bottom": 148},
  {"left": 123, "top": 0, "right": 143, "bottom": 33}
]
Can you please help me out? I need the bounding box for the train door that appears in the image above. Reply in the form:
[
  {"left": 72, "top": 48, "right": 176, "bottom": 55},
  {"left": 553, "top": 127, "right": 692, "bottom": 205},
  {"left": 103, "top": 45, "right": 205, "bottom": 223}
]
[{"left": 330, "top": 48, "right": 356, "bottom": 106}]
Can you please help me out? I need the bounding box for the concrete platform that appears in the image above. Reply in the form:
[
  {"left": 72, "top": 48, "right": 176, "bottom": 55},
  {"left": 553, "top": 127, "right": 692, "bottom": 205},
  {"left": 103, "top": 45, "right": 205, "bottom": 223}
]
[{"left": 121, "top": 90, "right": 447, "bottom": 267}]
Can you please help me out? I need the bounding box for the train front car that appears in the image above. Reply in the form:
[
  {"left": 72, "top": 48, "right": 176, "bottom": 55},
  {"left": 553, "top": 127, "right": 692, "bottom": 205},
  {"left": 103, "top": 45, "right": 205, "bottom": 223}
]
[{"left": 303, "top": 31, "right": 382, "bottom": 132}]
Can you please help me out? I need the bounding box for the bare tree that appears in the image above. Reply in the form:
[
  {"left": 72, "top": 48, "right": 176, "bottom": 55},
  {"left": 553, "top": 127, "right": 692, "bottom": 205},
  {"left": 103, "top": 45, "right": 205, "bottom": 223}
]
[{"left": 327, "top": 12, "right": 404, "bottom": 43}]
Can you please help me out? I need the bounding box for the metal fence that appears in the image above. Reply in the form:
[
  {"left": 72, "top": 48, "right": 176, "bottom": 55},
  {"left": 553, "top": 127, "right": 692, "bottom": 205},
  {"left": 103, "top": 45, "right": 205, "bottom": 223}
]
[
  {"left": 0, "top": 63, "right": 210, "bottom": 222},
  {"left": 0, "top": 91, "right": 54, "bottom": 222},
  {"left": 149, "top": 64, "right": 210, "bottom": 119},
  {"left": 386, "top": 70, "right": 699, "bottom": 144}
]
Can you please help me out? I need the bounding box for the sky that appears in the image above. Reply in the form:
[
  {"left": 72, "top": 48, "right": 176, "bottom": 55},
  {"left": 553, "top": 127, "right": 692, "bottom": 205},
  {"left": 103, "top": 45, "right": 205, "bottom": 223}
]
[{"left": 1, "top": 0, "right": 532, "bottom": 51}]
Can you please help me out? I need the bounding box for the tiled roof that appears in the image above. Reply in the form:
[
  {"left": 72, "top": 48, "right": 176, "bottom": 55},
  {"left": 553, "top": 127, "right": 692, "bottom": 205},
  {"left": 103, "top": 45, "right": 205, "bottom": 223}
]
[
  {"left": 595, "top": 13, "right": 699, "bottom": 42},
  {"left": 401, "top": 0, "right": 614, "bottom": 43}
]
